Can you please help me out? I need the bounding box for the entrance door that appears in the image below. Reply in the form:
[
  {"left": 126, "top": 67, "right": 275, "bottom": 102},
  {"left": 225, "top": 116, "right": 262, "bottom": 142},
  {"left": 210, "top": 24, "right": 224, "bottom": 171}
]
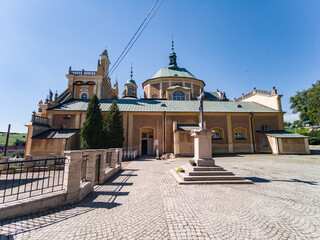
[
  {"left": 142, "top": 140, "right": 148, "bottom": 155},
  {"left": 141, "top": 128, "right": 154, "bottom": 155}
]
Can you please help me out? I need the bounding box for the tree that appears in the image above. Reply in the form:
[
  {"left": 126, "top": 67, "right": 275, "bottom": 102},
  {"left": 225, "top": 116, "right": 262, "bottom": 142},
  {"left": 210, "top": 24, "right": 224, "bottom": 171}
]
[
  {"left": 80, "top": 94, "right": 106, "bottom": 149},
  {"left": 104, "top": 101, "right": 124, "bottom": 148},
  {"left": 290, "top": 80, "right": 320, "bottom": 126}
]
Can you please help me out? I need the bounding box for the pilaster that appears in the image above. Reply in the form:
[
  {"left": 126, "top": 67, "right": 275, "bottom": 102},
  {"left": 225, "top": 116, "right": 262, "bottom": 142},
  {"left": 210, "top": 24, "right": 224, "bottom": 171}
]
[{"left": 227, "top": 114, "right": 233, "bottom": 153}]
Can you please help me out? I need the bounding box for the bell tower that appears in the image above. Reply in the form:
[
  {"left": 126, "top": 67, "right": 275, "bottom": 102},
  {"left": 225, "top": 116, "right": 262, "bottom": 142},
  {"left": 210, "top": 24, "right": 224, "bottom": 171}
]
[{"left": 122, "top": 65, "right": 138, "bottom": 99}]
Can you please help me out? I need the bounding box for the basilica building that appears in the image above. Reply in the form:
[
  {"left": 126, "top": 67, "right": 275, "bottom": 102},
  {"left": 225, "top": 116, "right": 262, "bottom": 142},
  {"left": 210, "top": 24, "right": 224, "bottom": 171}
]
[{"left": 24, "top": 45, "right": 309, "bottom": 157}]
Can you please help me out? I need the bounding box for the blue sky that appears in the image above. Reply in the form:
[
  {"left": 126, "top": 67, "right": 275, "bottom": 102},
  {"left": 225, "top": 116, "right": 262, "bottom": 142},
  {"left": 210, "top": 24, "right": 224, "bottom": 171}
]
[{"left": 1, "top": 0, "right": 319, "bottom": 132}]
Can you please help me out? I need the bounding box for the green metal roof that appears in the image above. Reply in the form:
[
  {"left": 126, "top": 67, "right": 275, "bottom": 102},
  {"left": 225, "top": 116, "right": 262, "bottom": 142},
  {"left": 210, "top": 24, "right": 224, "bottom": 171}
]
[
  {"left": 264, "top": 131, "right": 308, "bottom": 138},
  {"left": 126, "top": 79, "right": 137, "bottom": 85},
  {"left": 150, "top": 67, "right": 196, "bottom": 79},
  {"left": 49, "top": 99, "right": 281, "bottom": 113},
  {"left": 32, "top": 129, "right": 80, "bottom": 139}
]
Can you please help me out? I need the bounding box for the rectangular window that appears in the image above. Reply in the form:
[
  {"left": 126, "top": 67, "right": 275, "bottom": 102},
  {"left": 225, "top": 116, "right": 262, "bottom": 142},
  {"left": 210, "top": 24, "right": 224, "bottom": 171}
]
[
  {"left": 235, "top": 132, "right": 244, "bottom": 139},
  {"left": 212, "top": 132, "right": 221, "bottom": 138},
  {"left": 263, "top": 137, "right": 269, "bottom": 147},
  {"left": 262, "top": 125, "right": 269, "bottom": 131}
]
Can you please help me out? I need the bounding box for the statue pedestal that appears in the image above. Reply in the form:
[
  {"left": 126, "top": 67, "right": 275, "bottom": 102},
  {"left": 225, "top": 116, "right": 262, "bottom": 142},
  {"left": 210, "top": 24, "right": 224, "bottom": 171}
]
[{"left": 191, "top": 128, "right": 215, "bottom": 167}]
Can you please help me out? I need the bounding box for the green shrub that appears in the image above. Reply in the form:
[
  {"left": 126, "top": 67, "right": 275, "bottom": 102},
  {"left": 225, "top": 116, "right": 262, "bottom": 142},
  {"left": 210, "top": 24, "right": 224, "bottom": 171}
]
[
  {"left": 176, "top": 167, "right": 185, "bottom": 173},
  {"left": 304, "top": 129, "right": 320, "bottom": 145},
  {"left": 13, "top": 139, "right": 26, "bottom": 146}
]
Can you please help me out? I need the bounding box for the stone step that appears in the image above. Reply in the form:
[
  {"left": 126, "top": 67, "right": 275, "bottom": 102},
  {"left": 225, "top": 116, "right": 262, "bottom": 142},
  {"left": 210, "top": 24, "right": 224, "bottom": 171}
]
[
  {"left": 187, "top": 171, "right": 234, "bottom": 176},
  {"left": 179, "top": 179, "right": 253, "bottom": 185},
  {"left": 170, "top": 169, "right": 253, "bottom": 185},
  {"left": 186, "top": 165, "right": 225, "bottom": 172},
  {"left": 183, "top": 175, "right": 244, "bottom": 181}
]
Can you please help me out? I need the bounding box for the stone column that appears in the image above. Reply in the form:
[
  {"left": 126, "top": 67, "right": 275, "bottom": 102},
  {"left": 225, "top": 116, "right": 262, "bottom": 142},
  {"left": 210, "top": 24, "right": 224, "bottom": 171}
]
[
  {"left": 304, "top": 138, "right": 311, "bottom": 154},
  {"left": 0, "top": 156, "right": 9, "bottom": 170},
  {"left": 191, "top": 128, "right": 215, "bottom": 167},
  {"left": 97, "top": 149, "right": 107, "bottom": 184},
  {"left": 64, "top": 150, "right": 82, "bottom": 204},
  {"left": 117, "top": 148, "right": 123, "bottom": 167},
  {"left": 48, "top": 153, "right": 57, "bottom": 167},
  {"left": 24, "top": 154, "right": 33, "bottom": 168}
]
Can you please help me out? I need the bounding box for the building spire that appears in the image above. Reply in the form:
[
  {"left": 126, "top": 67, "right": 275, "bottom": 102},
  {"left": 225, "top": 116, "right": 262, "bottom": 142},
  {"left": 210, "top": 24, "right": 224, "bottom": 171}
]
[
  {"left": 171, "top": 35, "right": 174, "bottom": 52},
  {"left": 130, "top": 62, "right": 133, "bottom": 80},
  {"left": 169, "top": 38, "right": 178, "bottom": 69}
]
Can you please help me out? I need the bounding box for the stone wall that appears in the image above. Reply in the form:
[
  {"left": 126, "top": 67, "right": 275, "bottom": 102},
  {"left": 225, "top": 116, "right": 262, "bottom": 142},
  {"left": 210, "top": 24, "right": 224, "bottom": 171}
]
[{"left": 0, "top": 148, "right": 122, "bottom": 221}]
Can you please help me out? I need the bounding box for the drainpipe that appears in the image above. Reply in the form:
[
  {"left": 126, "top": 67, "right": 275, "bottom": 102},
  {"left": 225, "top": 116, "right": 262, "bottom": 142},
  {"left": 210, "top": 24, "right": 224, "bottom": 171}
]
[
  {"left": 163, "top": 111, "right": 166, "bottom": 154},
  {"left": 250, "top": 112, "right": 256, "bottom": 153}
]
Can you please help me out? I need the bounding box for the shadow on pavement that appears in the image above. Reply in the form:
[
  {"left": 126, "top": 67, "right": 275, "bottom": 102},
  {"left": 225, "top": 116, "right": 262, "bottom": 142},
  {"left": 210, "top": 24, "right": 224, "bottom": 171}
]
[
  {"left": 310, "top": 149, "right": 320, "bottom": 155},
  {"left": 245, "top": 177, "right": 318, "bottom": 185},
  {"left": 0, "top": 168, "right": 137, "bottom": 237}
]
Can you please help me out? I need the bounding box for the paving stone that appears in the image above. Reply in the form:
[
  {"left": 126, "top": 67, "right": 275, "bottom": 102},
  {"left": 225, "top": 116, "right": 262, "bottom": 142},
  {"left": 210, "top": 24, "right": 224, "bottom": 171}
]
[{"left": 0, "top": 154, "right": 320, "bottom": 239}]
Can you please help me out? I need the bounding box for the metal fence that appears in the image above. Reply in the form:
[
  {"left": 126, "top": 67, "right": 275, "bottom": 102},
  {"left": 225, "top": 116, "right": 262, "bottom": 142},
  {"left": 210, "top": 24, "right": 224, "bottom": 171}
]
[
  {"left": 80, "top": 155, "right": 88, "bottom": 183},
  {"left": 106, "top": 152, "right": 112, "bottom": 167},
  {"left": 0, "top": 157, "right": 66, "bottom": 204}
]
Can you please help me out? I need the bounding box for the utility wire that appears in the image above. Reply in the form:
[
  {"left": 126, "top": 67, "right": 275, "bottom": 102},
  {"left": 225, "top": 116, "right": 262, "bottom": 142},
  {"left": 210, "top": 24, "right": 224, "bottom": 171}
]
[
  {"left": 109, "top": 0, "right": 164, "bottom": 77},
  {"left": 108, "top": 0, "right": 159, "bottom": 75},
  {"left": 108, "top": 0, "right": 164, "bottom": 77}
]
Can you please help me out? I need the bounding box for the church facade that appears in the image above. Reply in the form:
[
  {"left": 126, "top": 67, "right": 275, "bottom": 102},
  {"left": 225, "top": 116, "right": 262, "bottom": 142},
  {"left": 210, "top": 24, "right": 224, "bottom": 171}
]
[{"left": 24, "top": 46, "right": 310, "bottom": 157}]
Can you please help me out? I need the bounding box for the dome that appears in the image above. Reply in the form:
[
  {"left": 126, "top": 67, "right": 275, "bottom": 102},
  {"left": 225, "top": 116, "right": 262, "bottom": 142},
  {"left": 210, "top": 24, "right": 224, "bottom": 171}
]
[{"left": 126, "top": 79, "right": 137, "bottom": 85}]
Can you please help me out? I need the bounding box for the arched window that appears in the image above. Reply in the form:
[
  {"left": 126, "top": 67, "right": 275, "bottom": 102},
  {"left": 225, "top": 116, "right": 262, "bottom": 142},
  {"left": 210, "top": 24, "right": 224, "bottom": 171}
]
[
  {"left": 128, "top": 86, "right": 132, "bottom": 94},
  {"left": 81, "top": 93, "right": 88, "bottom": 99},
  {"left": 152, "top": 94, "right": 158, "bottom": 99},
  {"left": 173, "top": 91, "right": 185, "bottom": 101}
]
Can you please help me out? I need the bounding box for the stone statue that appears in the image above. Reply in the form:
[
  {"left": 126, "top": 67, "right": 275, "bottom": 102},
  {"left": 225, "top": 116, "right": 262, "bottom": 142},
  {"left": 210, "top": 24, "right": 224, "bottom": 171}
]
[{"left": 198, "top": 88, "right": 204, "bottom": 129}]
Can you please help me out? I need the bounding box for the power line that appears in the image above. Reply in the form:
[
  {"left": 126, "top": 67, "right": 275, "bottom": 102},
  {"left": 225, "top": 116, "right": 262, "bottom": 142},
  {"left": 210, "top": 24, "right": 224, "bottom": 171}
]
[
  {"left": 108, "top": 0, "right": 164, "bottom": 77},
  {"left": 109, "top": 0, "right": 160, "bottom": 75},
  {"left": 109, "top": 0, "right": 164, "bottom": 77}
]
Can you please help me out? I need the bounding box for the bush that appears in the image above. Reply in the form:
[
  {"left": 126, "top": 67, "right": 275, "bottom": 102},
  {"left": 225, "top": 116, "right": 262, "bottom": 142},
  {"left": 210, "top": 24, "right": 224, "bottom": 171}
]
[
  {"left": 304, "top": 129, "right": 320, "bottom": 145},
  {"left": 13, "top": 139, "right": 26, "bottom": 146},
  {"left": 176, "top": 167, "right": 185, "bottom": 173}
]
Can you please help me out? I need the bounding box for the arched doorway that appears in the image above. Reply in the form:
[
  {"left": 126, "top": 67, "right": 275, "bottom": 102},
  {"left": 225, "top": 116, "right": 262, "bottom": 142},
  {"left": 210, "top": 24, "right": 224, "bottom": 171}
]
[{"left": 140, "top": 127, "right": 154, "bottom": 155}]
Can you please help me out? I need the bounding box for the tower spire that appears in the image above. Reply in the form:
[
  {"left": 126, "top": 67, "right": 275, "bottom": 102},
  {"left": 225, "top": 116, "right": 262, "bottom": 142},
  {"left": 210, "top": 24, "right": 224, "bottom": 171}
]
[
  {"left": 171, "top": 35, "right": 174, "bottom": 52},
  {"left": 130, "top": 62, "right": 133, "bottom": 80},
  {"left": 169, "top": 38, "right": 178, "bottom": 69}
]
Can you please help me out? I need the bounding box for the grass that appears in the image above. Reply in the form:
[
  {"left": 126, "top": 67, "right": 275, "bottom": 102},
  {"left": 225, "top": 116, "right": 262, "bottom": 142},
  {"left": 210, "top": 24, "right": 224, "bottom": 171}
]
[
  {"left": 0, "top": 133, "right": 27, "bottom": 146},
  {"left": 287, "top": 129, "right": 309, "bottom": 135}
]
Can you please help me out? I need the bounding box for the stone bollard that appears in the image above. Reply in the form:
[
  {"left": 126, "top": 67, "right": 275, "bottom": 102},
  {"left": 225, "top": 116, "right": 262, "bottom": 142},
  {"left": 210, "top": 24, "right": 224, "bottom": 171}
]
[
  {"left": 64, "top": 150, "right": 82, "bottom": 204},
  {"left": 97, "top": 149, "right": 107, "bottom": 184},
  {"left": 0, "top": 156, "right": 9, "bottom": 170},
  {"left": 24, "top": 155, "right": 33, "bottom": 168},
  {"left": 83, "top": 149, "right": 97, "bottom": 188}
]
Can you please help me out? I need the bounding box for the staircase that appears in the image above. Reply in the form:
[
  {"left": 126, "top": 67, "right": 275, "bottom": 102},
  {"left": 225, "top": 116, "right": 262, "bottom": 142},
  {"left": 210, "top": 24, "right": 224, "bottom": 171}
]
[{"left": 170, "top": 164, "right": 252, "bottom": 184}]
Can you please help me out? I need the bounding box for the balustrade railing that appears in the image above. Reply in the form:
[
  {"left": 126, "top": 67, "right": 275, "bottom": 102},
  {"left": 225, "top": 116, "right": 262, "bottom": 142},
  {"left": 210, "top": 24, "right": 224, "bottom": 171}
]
[
  {"left": 123, "top": 150, "right": 138, "bottom": 159},
  {"left": 106, "top": 152, "right": 112, "bottom": 167},
  {"left": 70, "top": 70, "right": 97, "bottom": 76},
  {"left": 31, "top": 114, "right": 49, "bottom": 125}
]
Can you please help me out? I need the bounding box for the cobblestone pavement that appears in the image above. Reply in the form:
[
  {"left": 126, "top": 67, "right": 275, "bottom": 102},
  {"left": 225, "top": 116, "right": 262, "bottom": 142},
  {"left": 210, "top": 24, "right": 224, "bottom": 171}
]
[{"left": 1, "top": 152, "right": 320, "bottom": 240}]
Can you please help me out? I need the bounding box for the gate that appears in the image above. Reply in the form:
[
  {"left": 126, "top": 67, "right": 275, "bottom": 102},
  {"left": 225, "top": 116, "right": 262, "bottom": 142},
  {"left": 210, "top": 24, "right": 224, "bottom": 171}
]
[{"left": 95, "top": 154, "right": 101, "bottom": 184}]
